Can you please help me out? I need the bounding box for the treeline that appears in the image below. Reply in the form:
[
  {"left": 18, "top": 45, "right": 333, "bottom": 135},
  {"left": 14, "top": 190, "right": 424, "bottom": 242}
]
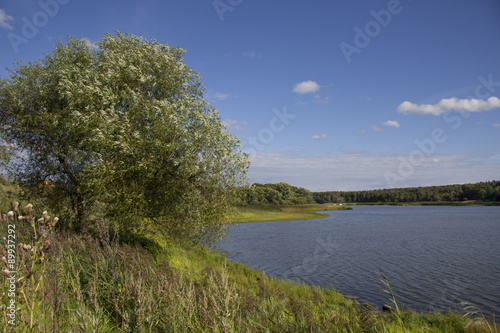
[
  {"left": 313, "top": 181, "right": 500, "bottom": 204},
  {"left": 235, "top": 182, "right": 316, "bottom": 205}
]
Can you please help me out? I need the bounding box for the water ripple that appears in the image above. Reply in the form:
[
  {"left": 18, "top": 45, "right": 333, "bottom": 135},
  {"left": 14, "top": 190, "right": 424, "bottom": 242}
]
[{"left": 217, "top": 206, "right": 500, "bottom": 317}]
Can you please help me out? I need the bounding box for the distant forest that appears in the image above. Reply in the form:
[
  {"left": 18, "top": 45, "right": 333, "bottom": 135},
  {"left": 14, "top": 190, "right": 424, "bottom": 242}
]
[
  {"left": 313, "top": 181, "right": 500, "bottom": 204},
  {"left": 234, "top": 183, "right": 316, "bottom": 205}
]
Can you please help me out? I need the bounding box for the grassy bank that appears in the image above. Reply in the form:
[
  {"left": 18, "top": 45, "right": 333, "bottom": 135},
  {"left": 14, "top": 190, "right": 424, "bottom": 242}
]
[
  {"left": 229, "top": 204, "right": 352, "bottom": 223},
  {"left": 1, "top": 212, "right": 498, "bottom": 332},
  {"left": 1, "top": 199, "right": 498, "bottom": 332}
]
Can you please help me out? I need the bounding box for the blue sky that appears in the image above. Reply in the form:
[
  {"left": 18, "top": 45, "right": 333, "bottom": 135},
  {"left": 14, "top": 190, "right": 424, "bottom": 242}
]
[{"left": 1, "top": 0, "right": 499, "bottom": 191}]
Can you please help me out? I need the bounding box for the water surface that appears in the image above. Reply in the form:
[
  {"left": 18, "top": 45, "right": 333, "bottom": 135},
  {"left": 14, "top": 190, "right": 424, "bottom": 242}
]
[{"left": 216, "top": 206, "right": 500, "bottom": 316}]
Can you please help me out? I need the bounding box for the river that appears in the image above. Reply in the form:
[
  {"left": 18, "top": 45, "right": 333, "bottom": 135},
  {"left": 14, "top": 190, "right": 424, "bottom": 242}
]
[{"left": 216, "top": 206, "right": 500, "bottom": 317}]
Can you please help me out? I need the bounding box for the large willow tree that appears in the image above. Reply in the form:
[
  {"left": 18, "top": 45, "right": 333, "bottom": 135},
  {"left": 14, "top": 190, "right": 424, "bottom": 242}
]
[{"left": 0, "top": 32, "right": 248, "bottom": 243}]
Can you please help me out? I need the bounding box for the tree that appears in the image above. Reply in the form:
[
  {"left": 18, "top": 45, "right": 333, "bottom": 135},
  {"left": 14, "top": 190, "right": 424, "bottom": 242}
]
[{"left": 0, "top": 32, "right": 249, "bottom": 243}]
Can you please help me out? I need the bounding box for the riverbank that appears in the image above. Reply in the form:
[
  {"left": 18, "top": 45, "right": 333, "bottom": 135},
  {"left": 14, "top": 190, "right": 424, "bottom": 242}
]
[
  {"left": 2, "top": 213, "right": 498, "bottom": 331},
  {"left": 229, "top": 204, "right": 352, "bottom": 223},
  {"left": 222, "top": 205, "right": 500, "bottom": 327},
  {"left": 167, "top": 240, "right": 499, "bottom": 332}
]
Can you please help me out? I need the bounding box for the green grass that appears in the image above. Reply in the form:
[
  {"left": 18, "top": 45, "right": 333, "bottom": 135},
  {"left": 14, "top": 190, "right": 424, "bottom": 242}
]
[
  {"left": 229, "top": 203, "right": 352, "bottom": 223},
  {"left": 1, "top": 211, "right": 498, "bottom": 332},
  {"left": 0, "top": 193, "right": 498, "bottom": 332}
]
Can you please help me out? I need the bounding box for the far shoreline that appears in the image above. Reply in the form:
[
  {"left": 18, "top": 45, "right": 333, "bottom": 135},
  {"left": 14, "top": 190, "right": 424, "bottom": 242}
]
[
  {"left": 348, "top": 200, "right": 500, "bottom": 207},
  {"left": 229, "top": 203, "right": 351, "bottom": 224},
  {"left": 229, "top": 201, "right": 498, "bottom": 224}
]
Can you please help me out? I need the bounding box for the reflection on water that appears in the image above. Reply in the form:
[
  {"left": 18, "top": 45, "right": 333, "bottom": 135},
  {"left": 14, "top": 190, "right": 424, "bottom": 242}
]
[{"left": 216, "top": 206, "right": 500, "bottom": 316}]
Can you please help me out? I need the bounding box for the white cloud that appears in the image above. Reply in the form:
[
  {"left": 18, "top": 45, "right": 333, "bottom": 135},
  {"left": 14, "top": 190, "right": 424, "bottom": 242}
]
[
  {"left": 493, "top": 123, "right": 500, "bottom": 127},
  {"left": 223, "top": 119, "right": 246, "bottom": 132},
  {"left": 397, "top": 97, "right": 500, "bottom": 116},
  {"left": 213, "top": 92, "right": 230, "bottom": 101},
  {"left": 358, "top": 130, "right": 366, "bottom": 135},
  {"left": 243, "top": 50, "right": 262, "bottom": 58},
  {"left": 293, "top": 80, "right": 320, "bottom": 94},
  {"left": 248, "top": 151, "right": 500, "bottom": 191},
  {"left": 0, "top": 9, "right": 14, "bottom": 30},
  {"left": 371, "top": 125, "right": 384, "bottom": 132},
  {"left": 206, "top": 92, "right": 230, "bottom": 102},
  {"left": 312, "top": 134, "right": 327, "bottom": 140},
  {"left": 82, "top": 37, "right": 98, "bottom": 50},
  {"left": 383, "top": 120, "right": 400, "bottom": 128},
  {"left": 314, "top": 95, "right": 330, "bottom": 104}
]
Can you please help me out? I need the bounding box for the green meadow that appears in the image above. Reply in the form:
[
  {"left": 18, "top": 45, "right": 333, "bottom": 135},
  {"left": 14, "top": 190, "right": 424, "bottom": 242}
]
[{"left": 229, "top": 204, "right": 352, "bottom": 223}]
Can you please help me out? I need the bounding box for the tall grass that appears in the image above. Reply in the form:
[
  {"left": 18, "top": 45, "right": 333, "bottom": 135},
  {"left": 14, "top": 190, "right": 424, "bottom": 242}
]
[
  {"left": 0, "top": 202, "right": 498, "bottom": 332},
  {"left": 231, "top": 204, "right": 352, "bottom": 223}
]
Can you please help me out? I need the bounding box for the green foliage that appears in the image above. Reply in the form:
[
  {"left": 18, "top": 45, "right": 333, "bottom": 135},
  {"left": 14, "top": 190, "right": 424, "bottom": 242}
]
[
  {"left": 0, "top": 32, "right": 248, "bottom": 243},
  {"left": 0, "top": 181, "right": 19, "bottom": 213},
  {"left": 235, "top": 182, "right": 316, "bottom": 206},
  {"left": 313, "top": 181, "right": 500, "bottom": 204},
  {"left": 0, "top": 142, "right": 13, "bottom": 173}
]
